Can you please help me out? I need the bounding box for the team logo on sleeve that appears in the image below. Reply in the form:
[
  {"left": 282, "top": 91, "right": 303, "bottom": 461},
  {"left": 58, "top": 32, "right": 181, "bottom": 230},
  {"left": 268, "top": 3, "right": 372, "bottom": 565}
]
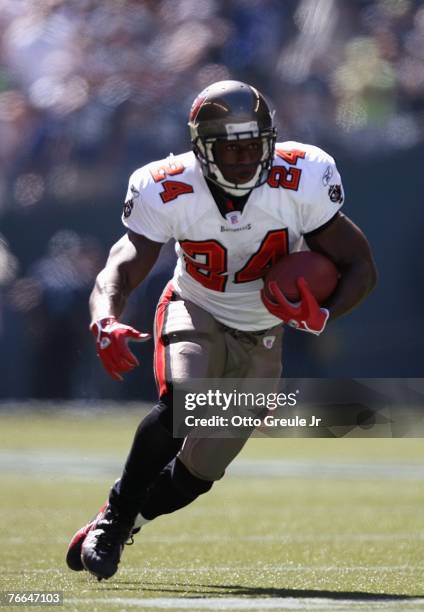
[
  {"left": 123, "top": 185, "right": 139, "bottom": 218},
  {"left": 123, "top": 199, "right": 134, "bottom": 218},
  {"left": 328, "top": 184, "right": 344, "bottom": 204}
]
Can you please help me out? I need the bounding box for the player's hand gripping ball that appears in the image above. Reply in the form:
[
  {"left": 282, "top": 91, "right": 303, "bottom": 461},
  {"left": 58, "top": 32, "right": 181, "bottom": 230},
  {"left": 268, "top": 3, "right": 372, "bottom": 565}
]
[
  {"left": 90, "top": 317, "right": 150, "bottom": 380},
  {"left": 261, "top": 251, "right": 339, "bottom": 335}
]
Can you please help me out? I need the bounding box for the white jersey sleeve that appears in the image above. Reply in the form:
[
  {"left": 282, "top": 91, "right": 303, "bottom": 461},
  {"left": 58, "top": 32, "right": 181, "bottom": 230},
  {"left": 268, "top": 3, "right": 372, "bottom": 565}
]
[
  {"left": 121, "top": 167, "right": 173, "bottom": 243},
  {"left": 284, "top": 142, "right": 345, "bottom": 234}
]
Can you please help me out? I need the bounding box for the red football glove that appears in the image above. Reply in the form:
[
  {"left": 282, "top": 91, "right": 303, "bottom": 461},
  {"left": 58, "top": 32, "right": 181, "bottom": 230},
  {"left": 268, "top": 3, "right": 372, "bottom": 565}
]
[
  {"left": 261, "top": 277, "right": 329, "bottom": 335},
  {"left": 90, "top": 317, "right": 151, "bottom": 381}
]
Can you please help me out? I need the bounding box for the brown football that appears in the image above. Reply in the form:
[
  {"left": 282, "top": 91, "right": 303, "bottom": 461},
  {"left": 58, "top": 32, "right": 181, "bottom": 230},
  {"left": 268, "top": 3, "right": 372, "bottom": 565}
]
[{"left": 264, "top": 251, "right": 339, "bottom": 304}]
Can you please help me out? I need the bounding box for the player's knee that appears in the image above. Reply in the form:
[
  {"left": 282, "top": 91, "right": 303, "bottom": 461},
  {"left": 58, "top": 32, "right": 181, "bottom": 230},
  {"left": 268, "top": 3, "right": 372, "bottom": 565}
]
[
  {"left": 177, "top": 440, "right": 227, "bottom": 482},
  {"left": 172, "top": 457, "right": 213, "bottom": 498}
]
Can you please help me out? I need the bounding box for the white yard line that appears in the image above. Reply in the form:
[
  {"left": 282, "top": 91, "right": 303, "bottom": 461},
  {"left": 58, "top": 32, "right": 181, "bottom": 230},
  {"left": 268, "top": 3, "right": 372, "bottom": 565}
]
[
  {"left": 1, "top": 450, "right": 424, "bottom": 480},
  {"left": 66, "top": 596, "right": 424, "bottom": 610},
  {"left": 26, "top": 564, "right": 424, "bottom": 573}
]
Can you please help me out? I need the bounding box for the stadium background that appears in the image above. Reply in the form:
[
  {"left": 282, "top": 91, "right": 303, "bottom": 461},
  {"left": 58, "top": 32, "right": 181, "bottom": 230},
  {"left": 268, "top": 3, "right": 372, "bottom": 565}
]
[{"left": 0, "top": 0, "right": 423, "bottom": 401}]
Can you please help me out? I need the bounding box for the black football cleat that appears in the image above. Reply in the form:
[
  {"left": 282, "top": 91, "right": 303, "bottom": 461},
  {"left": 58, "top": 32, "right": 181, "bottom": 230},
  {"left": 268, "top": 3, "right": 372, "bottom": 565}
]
[
  {"left": 80, "top": 505, "right": 137, "bottom": 580},
  {"left": 66, "top": 503, "right": 142, "bottom": 575}
]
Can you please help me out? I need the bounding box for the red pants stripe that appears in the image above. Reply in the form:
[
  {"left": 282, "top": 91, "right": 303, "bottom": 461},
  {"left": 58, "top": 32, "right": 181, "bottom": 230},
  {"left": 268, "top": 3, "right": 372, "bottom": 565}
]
[{"left": 154, "top": 281, "right": 175, "bottom": 398}]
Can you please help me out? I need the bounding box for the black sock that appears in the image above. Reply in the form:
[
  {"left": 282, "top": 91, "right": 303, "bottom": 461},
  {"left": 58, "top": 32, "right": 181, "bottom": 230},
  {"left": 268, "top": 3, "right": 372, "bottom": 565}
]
[
  {"left": 109, "top": 398, "right": 183, "bottom": 518},
  {"left": 140, "top": 457, "right": 213, "bottom": 520}
]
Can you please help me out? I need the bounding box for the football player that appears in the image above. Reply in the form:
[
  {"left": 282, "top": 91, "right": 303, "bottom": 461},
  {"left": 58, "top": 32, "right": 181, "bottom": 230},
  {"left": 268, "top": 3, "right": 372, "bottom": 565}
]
[{"left": 66, "top": 81, "right": 377, "bottom": 580}]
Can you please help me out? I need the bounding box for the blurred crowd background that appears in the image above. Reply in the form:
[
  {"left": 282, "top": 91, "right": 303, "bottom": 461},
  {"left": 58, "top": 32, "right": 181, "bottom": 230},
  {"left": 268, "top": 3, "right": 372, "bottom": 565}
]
[{"left": 0, "top": 0, "right": 423, "bottom": 400}]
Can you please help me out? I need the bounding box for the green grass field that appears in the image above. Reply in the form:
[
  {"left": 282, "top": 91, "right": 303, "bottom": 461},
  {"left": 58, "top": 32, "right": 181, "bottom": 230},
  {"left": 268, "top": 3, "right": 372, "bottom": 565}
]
[{"left": 0, "top": 406, "right": 423, "bottom": 611}]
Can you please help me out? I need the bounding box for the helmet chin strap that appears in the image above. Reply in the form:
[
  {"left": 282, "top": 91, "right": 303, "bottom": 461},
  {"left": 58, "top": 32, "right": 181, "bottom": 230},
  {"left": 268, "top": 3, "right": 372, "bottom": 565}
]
[
  {"left": 217, "top": 184, "right": 252, "bottom": 196},
  {"left": 218, "top": 186, "right": 252, "bottom": 197}
]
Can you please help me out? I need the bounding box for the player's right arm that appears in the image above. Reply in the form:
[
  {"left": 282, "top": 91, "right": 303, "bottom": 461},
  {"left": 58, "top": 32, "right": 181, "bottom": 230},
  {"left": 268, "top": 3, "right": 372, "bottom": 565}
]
[
  {"left": 91, "top": 156, "right": 185, "bottom": 379},
  {"left": 89, "top": 230, "right": 164, "bottom": 380},
  {"left": 90, "top": 230, "right": 163, "bottom": 321}
]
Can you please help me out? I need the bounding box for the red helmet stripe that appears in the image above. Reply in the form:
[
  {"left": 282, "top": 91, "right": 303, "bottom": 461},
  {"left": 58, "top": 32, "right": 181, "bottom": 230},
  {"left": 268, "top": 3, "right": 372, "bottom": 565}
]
[{"left": 189, "top": 95, "right": 206, "bottom": 123}]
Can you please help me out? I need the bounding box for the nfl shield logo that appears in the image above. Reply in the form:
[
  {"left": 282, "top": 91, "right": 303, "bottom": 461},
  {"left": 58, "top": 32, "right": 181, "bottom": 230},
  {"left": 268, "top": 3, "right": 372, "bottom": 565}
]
[
  {"left": 226, "top": 211, "right": 241, "bottom": 225},
  {"left": 263, "top": 335, "right": 276, "bottom": 349}
]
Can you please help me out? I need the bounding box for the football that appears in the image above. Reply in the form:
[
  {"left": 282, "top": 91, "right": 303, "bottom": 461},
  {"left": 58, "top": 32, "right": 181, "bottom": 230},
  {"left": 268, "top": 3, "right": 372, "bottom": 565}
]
[{"left": 264, "top": 251, "right": 339, "bottom": 304}]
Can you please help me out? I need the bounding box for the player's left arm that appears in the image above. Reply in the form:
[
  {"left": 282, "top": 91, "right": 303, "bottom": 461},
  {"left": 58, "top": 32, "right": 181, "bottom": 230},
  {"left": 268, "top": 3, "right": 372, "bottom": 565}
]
[{"left": 304, "top": 211, "right": 377, "bottom": 320}]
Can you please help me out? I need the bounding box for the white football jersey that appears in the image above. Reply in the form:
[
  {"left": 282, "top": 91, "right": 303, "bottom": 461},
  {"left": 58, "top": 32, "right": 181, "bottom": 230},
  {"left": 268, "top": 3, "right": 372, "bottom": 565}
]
[{"left": 122, "top": 141, "right": 344, "bottom": 331}]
